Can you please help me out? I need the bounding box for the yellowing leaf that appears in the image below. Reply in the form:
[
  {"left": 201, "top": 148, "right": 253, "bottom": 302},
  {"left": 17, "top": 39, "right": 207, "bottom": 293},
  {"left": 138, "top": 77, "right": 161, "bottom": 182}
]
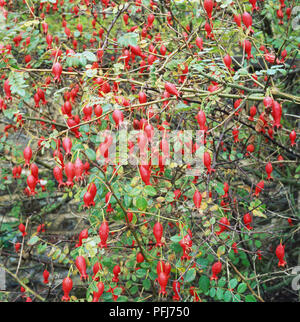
[
  {"left": 168, "top": 254, "right": 176, "bottom": 262},
  {"left": 200, "top": 202, "right": 208, "bottom": 210},
  {"left": 139, "top": 39, "right": 148, "bottom": 48},
  {"left": 217, "top": 245, "right": 225, "bottom": 257},
  {"left": 130, "top": 176, "right": 139, "bottom": 187},
  {"left": 22, "top": 20, "right": 39, "bottom": 27},
  {"left": 237, "top": 185, "right": 251, "bottom": 193},
  {"left": 63, "top": 245, "right": 69, "bottom": 254},
  {"left": 204, "top": 229, "right": 211, "bottom": 236},
  {"left": 209, "top": 204, "right": 219, "bottom": 211},
  {"left": 253, "top": 209, "right": 267, "bottom": 218},
  {"left": 141, "top": 225, "right": 148, "bottom": 234},
  {"left": 156, "top": 197, "right": 165, "bottom": 203},
  {"left": 196, "top": 251, "right": 202, "bottom": 257},
  {"left": 202, "top": 220, "right": 210, "bottom": 228}
]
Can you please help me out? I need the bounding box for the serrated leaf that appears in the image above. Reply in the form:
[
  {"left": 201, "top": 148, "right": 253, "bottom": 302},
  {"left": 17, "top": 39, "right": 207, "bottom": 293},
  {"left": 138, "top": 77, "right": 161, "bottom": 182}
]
[
  {"left": 218, "top": 276, "right": 226, "bottom": 287},
  {"left": 224, "top": 290, "right": 232, "bottom": 302},
  {"left": 114, "top": 287, "right": 123, "bottom": 295},
  {"left": 216, "top": 287, "right": 224, "bottom": 300},
  {"left": 136, "top": 268, "right": 147, "bottom": 278},
  {"left": 237, "top": 282, "right": 247, "bottom": 294},
  {"left": 229, "top": 278, "right": 238, "bottom": 289}
]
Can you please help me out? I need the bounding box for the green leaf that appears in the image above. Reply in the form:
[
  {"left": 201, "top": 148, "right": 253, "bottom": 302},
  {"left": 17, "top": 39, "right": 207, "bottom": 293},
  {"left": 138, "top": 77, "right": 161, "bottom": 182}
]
[
  {"left": 224, "top": 290, "right": 232, "bottom": 302},
  {"left": 255, "top": 240, "right": 262, "bottom": 248},
  {"left": 129, "top": 187, "right": 142, "bottom": 197},
  {"left": 209, "top": 287, "right": 216, "bottom": 297},
  {"left": 136, "top": 197, "right": 147, "bottom": 211},
  {"left": 245, "top": 295, "right": 256, "bottom": 302},
  {"left": 184, "top": 268, "right": 196, "bottom": 283},
  {"left": 113, "top": 287, "right": 123, "bottom": 295},
  {"left": 220, "top": 0, "right": 233, "bottom": 8},
  {"left": 3, "top": 108, "right": 18, "bottom": 120},
  {"left": 102, "top": 292, "right": 113, "bottom": 301},
  {"left": 143, "top": 278, "right": 151, "bottom": 290},
  {"left": 125, "top": 260, "right": 135, "bottom": 269},
  {"left": 216, "top": 287, "right": 224, "bottom": 300},
  {"left": 198, "top": 275, "right": 210, "bottom": 293},
  {"left": 229, "top": 278, "right": 238, "bottom": 289},
  {"left": 116, "top": 295, "right": 128, "bottom": 302},
  {"left": 136, "top": 268, "right": 147, "bottom": 278},
  {"left": 102, "top": 256, "right": 113, "bottom": 269},
  {"left": 170, "top": 235, "right": 182, "bottom": 243},
  {"left": 27, "top": 235, "right": 39, "bottom": 246},
  {"left": 79, "top": 55, "right": 87, "bottom": 67},
  {"left": 214, "top": 182, "right": 225, "bottom": 195},
  {"left": 82, "top": 51, "right": 97, "bottom": 62},
  {"left": 217, "top": 245, "right": 226, "bottom": 256},
  {"left": 52, "top": 249, "right": 61, "bottom": 260},
  {"left": 175, "top": 102, "right": 192, "bottom": 113},
  {"left": 124, "top": 194, "right": 132, "bottom": 208},
  {"left": 10, "top": 205, "right": 21, "bottom": 217},
  {"left": 166, "top": 59, "right": 183, "bottom": 70},
  {"left": 207, "top": 254, "right": 215, "bottom": 263},
  {"left": 118, "top": 32, "right": 139, "bottom": 47},
  {"left": 196, "top": 258, "right": 208, "bottom": 269},
  {"left": 130, "top": 285, "right": 138, "bottom": 295},
  {"left": 237, "top": 282, "right": 247, "bottom": 294},
  {"left": 218, "top": 276, "right": 226, "bottom": 287},
  {"left": 85, "top": 148, "right": 96, "bottom": 161},
  {"left": 79, "top": 124, "right": 90, "bottom": 133},
  {"left": 242, "top": 259, "right": 250, "bottom": 267},
  {"left": 86, "top": 69, "right": 97, "bottom": 78},
  {"left": 144, "top": 185, "right": 157, "bottom": 196},
  {"left": 37, "top": 243, "right": 47, "bottom": 254},
  {"left": 165, "top": 192, "right": 175, "bottom": 202},
  {"left": 232, "top": 293, "right": 241, "bottom": 302},
  {"left": 267, "top": 69, "right": 276, "bottom": 75}
]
